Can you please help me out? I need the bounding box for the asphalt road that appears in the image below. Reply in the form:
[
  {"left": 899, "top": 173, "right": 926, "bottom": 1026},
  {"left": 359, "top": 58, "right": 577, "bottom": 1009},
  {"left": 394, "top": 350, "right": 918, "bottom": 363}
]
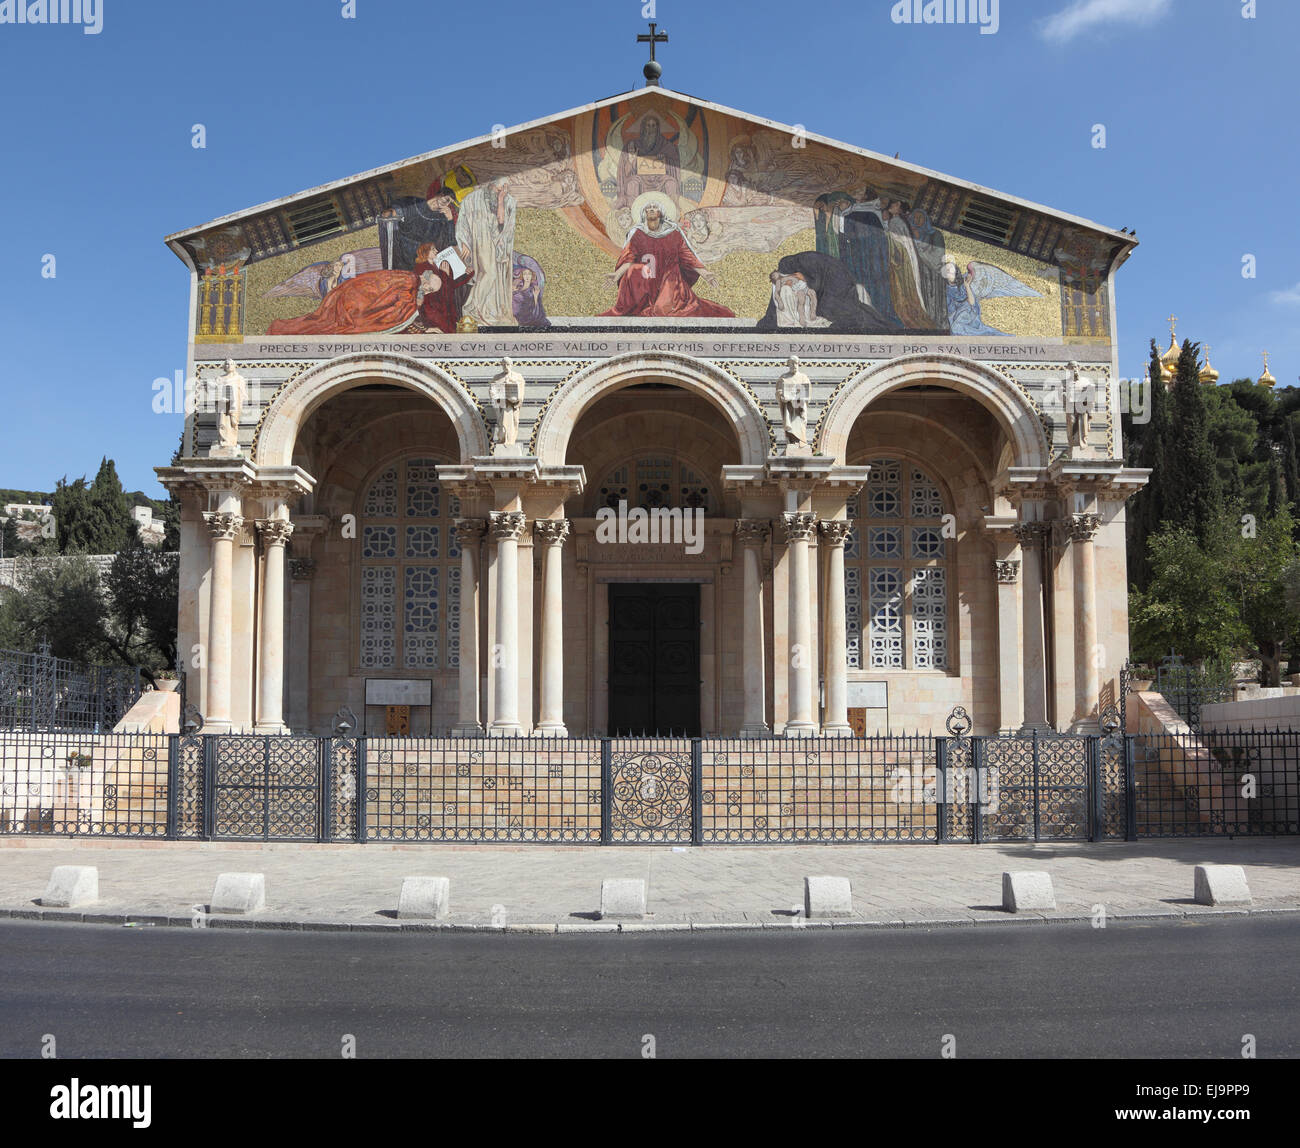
[{"left": 1, "top": 916, "right": 1296, "bottom": 1059}]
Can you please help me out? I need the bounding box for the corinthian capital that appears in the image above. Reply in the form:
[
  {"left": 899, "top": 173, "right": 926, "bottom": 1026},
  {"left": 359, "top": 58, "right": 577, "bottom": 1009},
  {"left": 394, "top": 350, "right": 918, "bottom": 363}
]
[
  {"left": 993, "top": 558, "right": 1020, "bottom": 584},
  {"left": 534, "top": 518, "right": 571, "bottom": 546},
  {"left": 453, "top": 518, "right": 488, "bottom": 547},
  {"left": 780, "top": 511, "right": 819, "bottom": 543},
  {"left": 488, "top": 510, "right": 528, "bottom": 542},
  {"left": 818, "top": 519, "right": 853, "bottom": 546},
  {"left": 1068, "top": 513, "right": 1101, "bottom": 543},
  {"left": 202, "top": 511, "right": 243, "bottom": 542},
  {"left": 734, "top": 518, "right": 771, "bottom": 547},
  {"left": 257, "top": 519, "right": 295, "bottom": 547}
]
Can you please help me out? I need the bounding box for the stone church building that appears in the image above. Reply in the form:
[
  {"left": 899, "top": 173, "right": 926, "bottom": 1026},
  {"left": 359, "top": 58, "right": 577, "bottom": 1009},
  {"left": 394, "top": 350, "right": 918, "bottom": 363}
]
[{"left": 158, "top": 86, "right": 1147, "bottom": 739}]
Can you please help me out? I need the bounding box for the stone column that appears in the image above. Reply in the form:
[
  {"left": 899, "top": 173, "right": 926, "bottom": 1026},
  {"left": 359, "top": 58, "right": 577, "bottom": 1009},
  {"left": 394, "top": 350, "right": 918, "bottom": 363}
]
[
  {"left": 993, "top": 557, "right": 1024, "bottom": 733},
  {"left": 488, "top": 511, "right": 526, "bottom": 737},
  {"left": 818, "top": 519, "right": 853, "bottom": 737},
  {"left": 1013, "top": 522, "right": 1049, "bottom": 730},
  {"left": 287, "top": 558, "right": 315, "bottom": 732},
  {"left": 1071, "top": 513, "right": 1101, "bottom": 725},
  {"left": 254, "top": 518, "right": 293, "bottom": 733},
  {"left": 534, "top": 518, "right": 571, "bottom": 736},
  {"left": 735, "top": 519, "right": 770, "bottom": 737},
  {"left": 781, "top": 511, "right": 819, "bottom": 737},
  {"left": 201, "top": 510, "right": 242, "bottom": 733},
  {"left": 453, "top": 519, "right": 486, "bottom": 736}
]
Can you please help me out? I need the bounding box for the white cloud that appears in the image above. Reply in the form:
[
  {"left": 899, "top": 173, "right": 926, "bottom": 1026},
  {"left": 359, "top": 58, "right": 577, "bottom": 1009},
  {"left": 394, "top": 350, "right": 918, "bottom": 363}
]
[
  {"left": 1270, "top": 283, "right": 1300, "bottom": 305},
  {"left": 1040, "top": 0, "right": 1172, "bottom": 43}
]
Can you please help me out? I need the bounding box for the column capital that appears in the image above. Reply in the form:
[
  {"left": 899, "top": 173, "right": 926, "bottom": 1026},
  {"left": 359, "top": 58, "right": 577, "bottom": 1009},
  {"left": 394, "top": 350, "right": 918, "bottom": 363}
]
[
  {"left": 734, "top": 518, "right": 771, "bottom": 546},
  {"left": 453, "top": 518, "right": 488, "bottom": 547},
  {"left": 288, "top": 558, "right": 316, "bottom": 581},
  {"left": 202, "top": 511, "right": 243, "bottom": 541},
  {"left": 1068, "top": 513, "right": 1101, "bottom": 542},
  {"left": 256, "top": 519, "right": 294, "bottom": 547},
  {"left": 993, "top": 558, "right": 1021, "bottom": 584},
  {"left": 534, "top": 518, "right": 571, "bottom": 546},
  {"left": 780, "top": 511, "right": 819, "bottom": 543},
  {"left": 1012, "top": 521, "right": 1049, "bottom": 546},
  {"left": 488, "top": 510, "right": 527, "bottom": 542},
  {"left": 818, "top": 519, "right": 853, "bottom": 547}
]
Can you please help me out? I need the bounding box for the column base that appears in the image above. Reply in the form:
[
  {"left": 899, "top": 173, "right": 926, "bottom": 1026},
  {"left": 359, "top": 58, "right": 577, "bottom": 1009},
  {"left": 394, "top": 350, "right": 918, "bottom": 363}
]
[
  {"left": 451, "top": 723, "right": 485, "bottom": 738},
  {"left": 488, "top": 723, "right": 524, "bottom": 737},
  {"left": 820, "top": 723, "right": 854, "bottom": 738},
  {"left": 533, "top": 722, "right": 568, "bottom": 737},
  {"left": 739, "top": 724, "right": 771, "bottom": 739},
  {"left": 783, "top": 722, "right": 818, "bottom": 739},
  {"left": 201, "top": 719, "right": 233, "bottom": 735},
  {"left": 252, "top": 721, "right": 289, "bottom": 736},
  {"left": 1017, "top": 721, "right": 1052, "bottom": 736}
]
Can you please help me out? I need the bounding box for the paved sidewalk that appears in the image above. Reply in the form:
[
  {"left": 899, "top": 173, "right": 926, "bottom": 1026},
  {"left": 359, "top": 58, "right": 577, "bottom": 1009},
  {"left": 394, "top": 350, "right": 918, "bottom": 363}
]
[{"left": 1, "top": 836, "right": 1298, "bottom": 933}]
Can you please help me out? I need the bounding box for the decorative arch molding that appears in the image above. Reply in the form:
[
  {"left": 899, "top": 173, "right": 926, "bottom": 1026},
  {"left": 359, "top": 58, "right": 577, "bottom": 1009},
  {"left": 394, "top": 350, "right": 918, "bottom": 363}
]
[
  {"left": 531, "top": 351, "right": 771, "bottom": 467},
  {"left": 816, "top": 353, "right": 1051, "bottom": 471},
  {"left": 255, "top": 352, "right": 489, "bottom": 467}
]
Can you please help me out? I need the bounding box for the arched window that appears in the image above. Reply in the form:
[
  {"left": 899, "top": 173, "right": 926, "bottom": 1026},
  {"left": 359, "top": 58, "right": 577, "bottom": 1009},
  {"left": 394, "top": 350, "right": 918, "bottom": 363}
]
[
  {"left": 594, "top": 456, "right": 714, "bottom": 513},
  {"left": 359, "top": 457, "right": 460, "bottom": 671},
  {"left": 846, "top": 459, "right": 950, "bottom": 672}
]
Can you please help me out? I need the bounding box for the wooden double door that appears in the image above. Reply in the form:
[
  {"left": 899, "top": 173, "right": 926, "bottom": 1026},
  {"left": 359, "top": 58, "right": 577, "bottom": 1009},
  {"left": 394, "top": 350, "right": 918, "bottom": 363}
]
[{"left": 607, "top": 583, "right": 701, "bottom": 736}]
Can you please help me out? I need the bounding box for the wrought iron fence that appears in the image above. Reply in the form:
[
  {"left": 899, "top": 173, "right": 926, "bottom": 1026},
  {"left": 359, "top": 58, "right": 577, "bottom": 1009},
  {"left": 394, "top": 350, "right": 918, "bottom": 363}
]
[
  {"left": 1155, "top": 654, "right": 1233, "bottom": 729},
  {"left": 0, "top": 725, "right": 1294, "bottom": 843},
  {"left": 0, "top": 645, "right": 142, "bottom": 732}
]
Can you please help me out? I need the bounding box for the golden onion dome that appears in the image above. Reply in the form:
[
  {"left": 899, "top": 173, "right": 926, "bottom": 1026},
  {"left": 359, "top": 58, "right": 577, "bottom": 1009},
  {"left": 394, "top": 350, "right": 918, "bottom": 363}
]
[
  {"left": 1258, "top": 351, "right": 1276, "bottom": 388},
  {"left": 1199, "top": 344, "right": 1219, "bottom": 385}
]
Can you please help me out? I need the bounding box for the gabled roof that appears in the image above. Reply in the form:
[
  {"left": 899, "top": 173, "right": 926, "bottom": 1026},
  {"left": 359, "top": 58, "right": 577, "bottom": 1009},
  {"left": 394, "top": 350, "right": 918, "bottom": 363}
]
[{"left": 166, "top": 86, "right": 1136, "bottom": 271}]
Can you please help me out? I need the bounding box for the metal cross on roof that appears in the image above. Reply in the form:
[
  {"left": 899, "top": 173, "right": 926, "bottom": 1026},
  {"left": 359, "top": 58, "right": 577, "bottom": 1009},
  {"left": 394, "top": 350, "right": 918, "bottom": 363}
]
[{"left": 638, "top": 22, "right": 668, "bottom": 86}]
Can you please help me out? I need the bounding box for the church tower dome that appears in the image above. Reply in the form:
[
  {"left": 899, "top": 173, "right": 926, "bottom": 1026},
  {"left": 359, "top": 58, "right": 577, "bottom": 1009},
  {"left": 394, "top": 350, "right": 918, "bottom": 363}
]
[
  {"left": 1198, "top": 344, "right": 1219, "bottom": 385},
  {"left": 1258, "top": 351, "right": 1277, "bottom": 388}
]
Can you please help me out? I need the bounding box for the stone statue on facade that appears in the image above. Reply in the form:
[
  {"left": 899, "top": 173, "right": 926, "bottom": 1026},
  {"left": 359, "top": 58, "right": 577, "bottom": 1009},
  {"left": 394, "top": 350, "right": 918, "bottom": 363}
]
[
  {"left": 489, "top": 357, "right": 525, "bottom": 456},
  {"left": 209, "top": 358, "right": 246, "bottom": 458},
  {"left": 1064, "top": 360, "right": 1093, "bottom": 456},
  {"left": 776, "top": 355, "right": 812, "bottom": 456}
]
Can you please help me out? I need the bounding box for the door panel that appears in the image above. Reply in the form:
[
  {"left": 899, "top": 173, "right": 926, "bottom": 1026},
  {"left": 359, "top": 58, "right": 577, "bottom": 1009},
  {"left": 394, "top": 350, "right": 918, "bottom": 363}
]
[{"left": 608, "top": 584, "right": 700, "bottom": 736}]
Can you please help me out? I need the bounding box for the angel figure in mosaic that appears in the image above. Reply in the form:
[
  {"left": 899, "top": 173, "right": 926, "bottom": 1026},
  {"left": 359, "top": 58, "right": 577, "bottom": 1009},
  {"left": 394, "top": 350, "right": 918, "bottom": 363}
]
[{"left": 941, "top": 258, "right": 1042, "bottom": 336}]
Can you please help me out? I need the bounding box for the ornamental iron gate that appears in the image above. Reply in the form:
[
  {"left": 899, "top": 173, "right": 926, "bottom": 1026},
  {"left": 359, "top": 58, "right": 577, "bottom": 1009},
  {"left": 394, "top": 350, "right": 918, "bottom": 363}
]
[{"left": 2, "top": 722, "right": 1295, "bottom": 843}]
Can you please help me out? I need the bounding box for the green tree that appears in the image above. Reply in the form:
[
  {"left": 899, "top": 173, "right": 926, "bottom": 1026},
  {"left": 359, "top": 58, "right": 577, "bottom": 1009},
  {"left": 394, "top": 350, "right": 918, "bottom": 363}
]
[
  {"left": 1164, "top": 340, "right": 1222, "bottom": 546},
  {"left": 1129, "top": 519, "right": 1246, "bottom": 665},
  {"left": 0, "top": 556, "right": 112, "bottom": 662},
  {"left": 1124, "top": 340, "right": 1172, "bottom": 589},
  {"left": 1223, "top": 509, "right": 1300, "bottom": 686},
  {"left": 51, "top": 458, "right": 134, "bottom": 555},
  {"left": 104, "top": 545, "right": 178, "bottom": 676}
]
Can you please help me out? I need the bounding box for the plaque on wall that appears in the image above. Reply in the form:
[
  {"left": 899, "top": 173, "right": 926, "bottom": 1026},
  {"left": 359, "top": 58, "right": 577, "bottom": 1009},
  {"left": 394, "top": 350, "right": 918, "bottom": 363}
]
[
  {"left": 365, "top": 679, "right": 433, "bottom": 706},
  {"left": 847, "top": 682, "right": 887, "bottom": 709}
]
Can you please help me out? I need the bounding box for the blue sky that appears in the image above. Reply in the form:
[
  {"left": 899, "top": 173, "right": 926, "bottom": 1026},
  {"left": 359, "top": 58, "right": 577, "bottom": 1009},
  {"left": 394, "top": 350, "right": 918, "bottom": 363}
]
[{"left": 0, "top": 0, "right": 1295, "bottom": 497}]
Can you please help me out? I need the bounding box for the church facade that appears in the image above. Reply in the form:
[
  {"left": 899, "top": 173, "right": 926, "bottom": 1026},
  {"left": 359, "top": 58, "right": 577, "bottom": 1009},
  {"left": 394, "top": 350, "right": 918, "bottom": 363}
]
[{"left": 158, "top": 87, "right": 1147, "bottom": 739}]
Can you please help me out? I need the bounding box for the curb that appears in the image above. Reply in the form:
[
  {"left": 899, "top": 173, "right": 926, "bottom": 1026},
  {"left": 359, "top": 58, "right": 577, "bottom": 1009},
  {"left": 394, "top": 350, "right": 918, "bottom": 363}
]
[{"left": 3, "top": 903, "right": 1297, "bottom": 935}]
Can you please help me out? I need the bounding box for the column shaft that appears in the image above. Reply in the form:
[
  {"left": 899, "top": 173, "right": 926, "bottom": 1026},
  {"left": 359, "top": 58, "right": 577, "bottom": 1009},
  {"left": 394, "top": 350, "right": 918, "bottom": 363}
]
[
  {"left": 489, "top": 512, "right": 526, "bottom": 736},
  {"left": 1014, "top": 523, "right": 1049, "bottom": 730},
  {"left": 782, "top": 512, "right": 818, "bottom": 737},
  {"left": 736, "top": 520, "right": 770, "bottom": 737},
  {"left": 535, "top": 519, "right": 570, "bottom": 736},
  {"left": 819, "top": 520, "right": 852, "bottom": 737},
  {"left": 254, "top": 518, "right": 293, "bottom": 733},
  {"left": 453, "top": 520, "right": 485, "bottom": 735},
  {"left": 1072, "top": 514, "right": 1101, "bottom": 724},
  {"left": 202, "top": 510, "right": 242, "bottom": 733}
]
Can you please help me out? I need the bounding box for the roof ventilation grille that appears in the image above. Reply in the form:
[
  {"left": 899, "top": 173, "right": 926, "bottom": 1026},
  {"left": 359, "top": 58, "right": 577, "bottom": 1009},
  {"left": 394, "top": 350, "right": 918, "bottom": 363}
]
[
  {"left": 957, "top": 195, "right": 1017, "bottom": 246},
  {"left": 285, "top": 195, "right": 344, "bottom": 245}
]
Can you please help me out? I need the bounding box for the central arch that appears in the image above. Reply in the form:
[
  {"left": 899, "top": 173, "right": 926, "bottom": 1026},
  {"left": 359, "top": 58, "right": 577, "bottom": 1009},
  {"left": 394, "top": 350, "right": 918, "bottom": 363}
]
[
  {"left": 256, "top": 352, "right": 489, "bottom": 467},
  {"left": 816, "top": 353, "right": 1052, "bottom": 470},
  {"left": 532, "top": 351, "right": 771, "bottom": 467}
]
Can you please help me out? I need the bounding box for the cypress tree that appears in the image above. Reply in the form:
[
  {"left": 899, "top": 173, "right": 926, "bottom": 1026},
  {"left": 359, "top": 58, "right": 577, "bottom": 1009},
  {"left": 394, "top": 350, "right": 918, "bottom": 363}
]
[
  {"left": 1126, "top": 339, "right": 1171, "bottom": 588},
  {"left": 1165, "top": 340, "right": 1221, "bottom": 546}
]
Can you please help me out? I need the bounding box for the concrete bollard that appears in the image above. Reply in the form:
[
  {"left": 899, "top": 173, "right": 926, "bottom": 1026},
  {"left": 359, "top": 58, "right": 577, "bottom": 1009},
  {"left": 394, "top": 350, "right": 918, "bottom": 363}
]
[
  {"left": 804, "top": 875, "right": 853, "bottom": 919},
  {"left": 41, "top": 866, "right": 98, "bottom": 908},
  {"left": 1002, "top": 871, "right": 1056, "bottom": 912},
  {"left": 600, "top": 878, "right": 647, "bottom": 920},
  {"left": 210, "top": 872, "right": 266, "bottom": 915},
  {"left": 1194, "top": 864, "right": 1251, "bottom": 906},
  {"left": 397, "top": 876, "right": 451, "bottom": 920}
]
